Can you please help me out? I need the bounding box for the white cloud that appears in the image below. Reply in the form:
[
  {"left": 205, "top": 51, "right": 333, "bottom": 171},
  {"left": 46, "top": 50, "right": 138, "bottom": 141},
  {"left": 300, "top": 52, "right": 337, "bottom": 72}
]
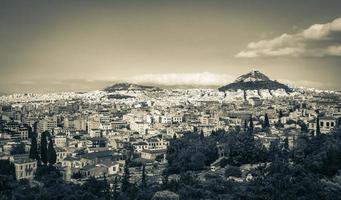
[
  {"left": 18, "top": 80, "right": 36, "bottom": 85},
  {"left": 236, "top": 17, "right": 341, "bottom": 58},
  {"left": 127, "top": 72, "right": 234, "bottom": 86},
  {"left": 279, "top": 79, "right": 332, "bottom": 89}
]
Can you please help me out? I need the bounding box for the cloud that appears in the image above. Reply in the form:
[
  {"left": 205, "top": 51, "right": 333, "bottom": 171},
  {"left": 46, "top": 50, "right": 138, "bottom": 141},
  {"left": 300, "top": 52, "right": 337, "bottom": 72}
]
[
  {"left": 18, "top": 80, "right": 36, "bottom": 85},
  {"left": 279, "top": 79, "right": 333, "bottom": 89},
  {"left": 236, "top": 17, "right": 341, "bottom": 58},
  {"left": 127, "top": 72, "right": 234, "bottom": 86}
]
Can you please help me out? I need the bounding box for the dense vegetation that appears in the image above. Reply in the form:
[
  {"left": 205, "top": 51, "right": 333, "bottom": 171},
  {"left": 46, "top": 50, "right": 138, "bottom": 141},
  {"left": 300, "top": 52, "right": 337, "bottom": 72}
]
[{"left": 1, "top": 128, "right": 341, "bottom": 200}]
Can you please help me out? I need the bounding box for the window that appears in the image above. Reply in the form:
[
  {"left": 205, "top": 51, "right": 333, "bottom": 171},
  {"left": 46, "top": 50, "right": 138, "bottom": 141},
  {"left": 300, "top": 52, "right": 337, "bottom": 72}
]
[
  {"left": 320, "top": 122, "right": 324, "bottom": 127},
  {"left": 331, "top": 122, "right": 335, "bottom": 127},
  {"left": 326, "top": 122, "right": 330, "bottom": 127}
]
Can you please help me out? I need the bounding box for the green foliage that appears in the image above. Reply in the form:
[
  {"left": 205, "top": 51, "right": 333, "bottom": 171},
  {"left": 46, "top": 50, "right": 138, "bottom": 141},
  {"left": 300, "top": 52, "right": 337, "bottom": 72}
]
[
  {"left": 298, "top": 131, "right": 341, "bottom": 177},
  {"left": 34, "top": 165, "right": 62, "bottom": 184},
  {"left": 152, "top": 190, "right": 179, "bottom": 200},
  {"left": 225, "top": 165, "right": 242, "bottom": 178},
  {"left": 112, "top": 177, "right": 119, "bottom": 200},
  {"left": 141, "top": 164, "right": 147, "bottom": 189},
  {"left": 248, "top": 159, "right": 325, "bottom": 200},
  {"left": 248, "top": 116, "right": 254, "bottom": 134},
  {"left": 224, "top": 131, "right": 267, "bottom": 166},
  {"left": 262, "top": 113, "right": 270, "bottom": 129},
  {"left": 316, "top": 117, "right": 321, "bottom": 136},
  {"left": 0, "top": 160, "right": 15, "bottom": 176},
  {"left": 40, "top": 131, "right": 49, "bottom": 165},
  {"left": 10, "top": 142, "right": 26, "bottom": 155},
  {"left": 121, "top": 161, "right": 131, "bottom": 193},
  {"left": 47, "top": 138, "right": 57, "bottom": 165},
  {"left": 82, "top": 176, "right": 108, "bottom": 199},
  {"left": 166, "top": 132, "right": 218, "bottom": 174},
  {"left": 322, "top": 172, "right": 341, "bottom": 200},
  {"left": 1, "top": 128, "right": 341, "bottom": 200},
  {"left": 29, "top": 136, "right": 39, "bottom": 161}
]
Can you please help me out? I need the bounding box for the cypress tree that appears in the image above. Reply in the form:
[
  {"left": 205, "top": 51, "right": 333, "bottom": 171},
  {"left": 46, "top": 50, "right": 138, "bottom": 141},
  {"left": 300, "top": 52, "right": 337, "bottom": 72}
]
[
  {"left": 47, "top": 137, "right": 57, "bottom": 165},
  {"left": 244, "top": 120, "right": 247, "bottom": 132},
  {"left": 121, "top": 161, "right": 130, "bottom": 193},
  {"left": 263, "top": 113, "right": 270, "bottom": 129},
  {"left": 284, "top": 136, "right": 289, "bottom": 150},
  {"left": 141, "top": 164, "right": 146, "bottom": 189},
  {"left": 278, "top": 110, "right": 283, "bottom": 121},
  {"left": 200, "top": 130, "right": 205, "bottom": 139},
  {"left": 40, "top": 131, "right": 48, "bottom": 165},
  {"left": 248, "top": 116, "right": 254, "bottom": 134},
  {"left": 112, "top": 176, "right": 119, "bottom": 200},
  {"left": 33, "top": 122, "right": 38, "bottom": 136},
  {"left": 29, "top": 136, "right": 38, "bottom": 160},
  {"left": 172, "top": 133, "right": 177, "bottom": 140},
  {"left": 103, "top": 174, "right": 111, "bottom": 200},
  {"left": 316, "top": 116, "right": 321, "bottom": 136}
]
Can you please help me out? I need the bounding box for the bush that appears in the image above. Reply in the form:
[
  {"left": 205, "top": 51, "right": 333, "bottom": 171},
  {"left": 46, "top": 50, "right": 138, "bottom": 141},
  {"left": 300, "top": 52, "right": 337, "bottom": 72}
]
[
  {"left": 225, "top": 165, "right": 242, "bottom": 178},
  {"left": 152, "top": 190, "right": 179, "bottom": 200}
]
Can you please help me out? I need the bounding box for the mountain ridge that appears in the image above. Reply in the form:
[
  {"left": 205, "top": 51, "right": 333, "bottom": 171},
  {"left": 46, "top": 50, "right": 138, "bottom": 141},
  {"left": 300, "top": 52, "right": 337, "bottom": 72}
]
[
  {"left": 219, "top": 70, "right": 292, "bottom": 92},
  {"left": 103, "top": 83, "right": 162, "bottom": 92}
]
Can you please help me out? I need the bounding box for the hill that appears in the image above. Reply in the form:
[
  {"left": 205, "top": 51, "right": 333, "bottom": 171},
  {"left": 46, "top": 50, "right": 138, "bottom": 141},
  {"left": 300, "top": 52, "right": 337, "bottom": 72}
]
[
  {"left": 218, "top": 70, "right": 292, "bottom": 92},
  {"left": 103, "top": 83, "right": 162, "bottom": 92}
]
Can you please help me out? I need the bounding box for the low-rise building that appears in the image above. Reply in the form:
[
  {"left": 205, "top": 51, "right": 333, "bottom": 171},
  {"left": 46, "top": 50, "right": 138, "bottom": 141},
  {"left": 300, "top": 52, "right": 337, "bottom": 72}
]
[{"left": 13, "top": 158, "right": 37, "bottom": 180}]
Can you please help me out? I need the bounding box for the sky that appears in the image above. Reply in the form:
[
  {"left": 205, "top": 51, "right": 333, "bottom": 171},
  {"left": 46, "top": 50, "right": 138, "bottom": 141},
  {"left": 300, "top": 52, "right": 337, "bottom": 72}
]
[{"left": 0, "top": 0, "right": 340, "bottom": 93}]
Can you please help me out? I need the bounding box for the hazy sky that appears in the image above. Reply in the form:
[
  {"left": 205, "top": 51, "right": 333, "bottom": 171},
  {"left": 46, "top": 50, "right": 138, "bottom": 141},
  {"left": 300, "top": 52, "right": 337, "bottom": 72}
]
[{"left": 1, "top": 0, "right": 340, "bottom": 93}]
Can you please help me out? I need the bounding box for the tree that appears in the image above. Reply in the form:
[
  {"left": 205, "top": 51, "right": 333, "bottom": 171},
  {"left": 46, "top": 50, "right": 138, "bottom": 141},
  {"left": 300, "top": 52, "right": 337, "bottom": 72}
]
[
  {"left": 121, "top": 161, "right": 131, "bottom": 193},
  {"left": 82, "top": 176, "right": 108, "bottom": 199},
  {"left": 0, "top": 159, "right": 15, "bottom": 176},
  {"left": 244, "top": 120, "right": 248, "bottom": 132},
  {"left": 40, "top": 131, "right": 49, "bottom": 165},
  {"left": 47, "top": 138, "right": 57, "bottom": 165},
  {"left": 300, "top": 121, "right": 308, "bottom": 133},
  {"left": 249, "top": 159, "right": 325, "bottom": 200},
  {"left": 225, "top": 165, "right": 242, "bottom": 178},
  {"left": 172, "top": 133, "right": 177, "bottom": 140},
  {"left": 10, "top": 142, "right": 26, "bottom": 155},
  {"left": 152, "top": 190, "right": 179, "bottom": 200},
  {"left": 189, "top": 152, "right": 206, "bottom": 170},
  {"left": 200, "top": 130, "right": 205, "bottom": 140},
  {"left": 268, "top": 139, "right": 281, "bottom": 160},
  {"left": 248, "top": 116, "right": 254, "bottom": 134},
  {"left": 112, "top": 176, "right": 119, "bottom": 200},
  {"left": 103, "top": 174, "right": 111, "bottom": 200},
  {"left": 316, "top": 117, "right": 321, "bottom": 136},
  {"left": 29, "top": 136, "right": 39, "bottom": 161},
  {"left": 263, "top": 113, "right": 270, "bottom": 129},
  {"left": 283, "top": 136, "right": 289, "bottom": 151},
  {"left": 278, "top": 110, "right": 283, "bottom": 121},
  {"left": 141, "top": 164, "right": 147, "bottom": 189}
]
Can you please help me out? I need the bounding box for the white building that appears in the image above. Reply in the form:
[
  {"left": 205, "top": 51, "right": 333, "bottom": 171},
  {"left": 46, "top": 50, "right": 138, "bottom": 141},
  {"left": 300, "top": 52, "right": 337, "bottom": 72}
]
[
  {"left": 13, "top": 158, "right": 37, "bottom": 180},
  {"left": 319, "top": 117, "right": 337, "bottom": 134}
]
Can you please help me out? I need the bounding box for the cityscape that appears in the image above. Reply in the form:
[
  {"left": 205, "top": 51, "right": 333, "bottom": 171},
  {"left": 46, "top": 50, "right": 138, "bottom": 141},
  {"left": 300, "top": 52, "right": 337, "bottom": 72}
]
[{"left": 1, "top": 1, "right": 341, "bottom": 200}]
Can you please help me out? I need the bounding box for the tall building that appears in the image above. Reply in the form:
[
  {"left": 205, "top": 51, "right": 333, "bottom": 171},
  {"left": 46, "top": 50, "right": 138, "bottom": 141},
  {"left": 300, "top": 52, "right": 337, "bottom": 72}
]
[{"left": 37, "top": 116, "right": 57, "bottom": 134}]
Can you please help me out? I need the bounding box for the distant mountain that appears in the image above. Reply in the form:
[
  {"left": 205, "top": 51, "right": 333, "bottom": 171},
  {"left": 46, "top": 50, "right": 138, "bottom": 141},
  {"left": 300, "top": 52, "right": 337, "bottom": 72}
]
[
  {"left": 218, "top": 70, "right": 292, "bottom": 92},
  {"left": 104, "top": 83, "right": 162, "bottom": 92}
]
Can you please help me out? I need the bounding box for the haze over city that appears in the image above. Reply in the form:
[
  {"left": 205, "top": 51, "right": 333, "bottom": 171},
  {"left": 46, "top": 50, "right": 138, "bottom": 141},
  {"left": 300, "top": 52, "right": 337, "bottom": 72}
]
[{"left": 0, "top": 0, "right": 341, "bottom": 93}]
